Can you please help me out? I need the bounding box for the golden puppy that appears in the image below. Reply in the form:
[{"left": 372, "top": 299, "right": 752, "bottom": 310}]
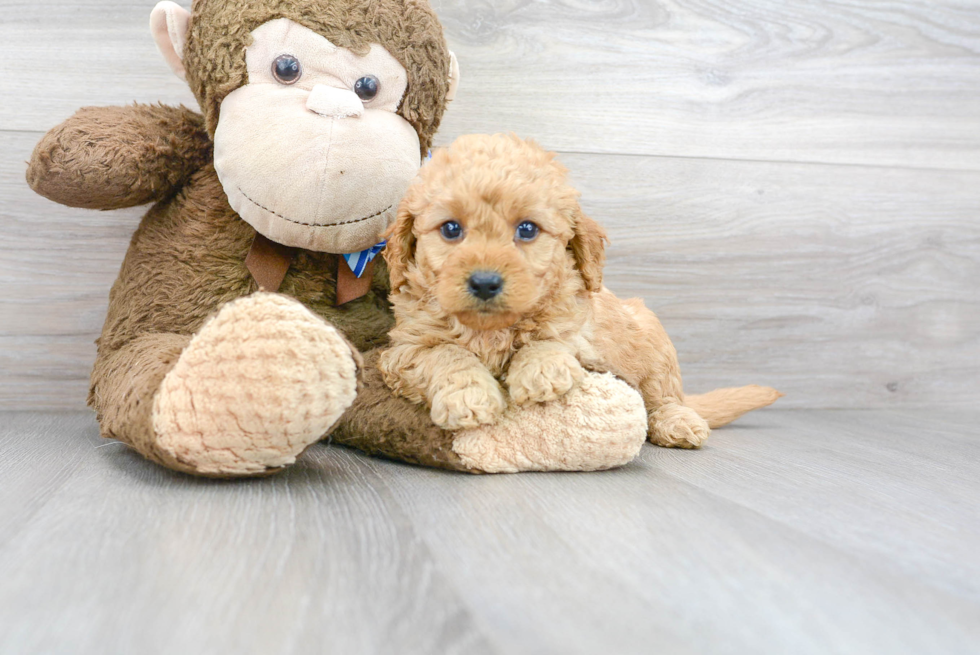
[{"left": 380, "top": 133, "right": 780, "bottom": 448}]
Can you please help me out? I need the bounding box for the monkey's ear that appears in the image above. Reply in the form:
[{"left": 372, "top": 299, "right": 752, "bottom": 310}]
[
  {"left": 382, "top": 200, "right": 418, "bottom": 292},
  {"left": 150, "top": 1, "right": 191, "bottom": 81},
  {"left": 569, "top": 206, "right": 608, "bottom": 292},
  {"left": 447, "top": 52, "right": 461, "bottom": 103}
]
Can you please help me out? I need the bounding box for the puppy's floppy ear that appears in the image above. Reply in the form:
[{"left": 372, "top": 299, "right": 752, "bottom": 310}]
[
  {"left": 569, "top": 205, "right": 607, "bottom": 291},
  {"left": 383, "top": 198, "right": 418, "bottom": 291}
]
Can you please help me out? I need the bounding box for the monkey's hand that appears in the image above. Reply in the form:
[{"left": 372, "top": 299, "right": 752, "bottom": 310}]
[
  {"left": 333, "top": 353, "right": 649, "bottom": 474},
  {"left": 27, "top": 104, "right": 212, "bottom": 210},
  {"left": 453, "top": 372, "right": 648, "bottom": 473}
]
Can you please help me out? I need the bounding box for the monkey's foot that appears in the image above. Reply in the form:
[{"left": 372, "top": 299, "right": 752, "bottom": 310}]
[
  {"left": 452, "top": 372, "right": 647, "bottom": 473},
  {"left": 152, "top": 293, "right": 359, "bottom": 476},
  {"left": 648, "top": 403, "right": 711, "bottom": 449}
]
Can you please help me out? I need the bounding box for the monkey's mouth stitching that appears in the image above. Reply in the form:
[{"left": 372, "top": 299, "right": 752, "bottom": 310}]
[{"left": 237, "top": 186, "right": 392, "bottom": 228}]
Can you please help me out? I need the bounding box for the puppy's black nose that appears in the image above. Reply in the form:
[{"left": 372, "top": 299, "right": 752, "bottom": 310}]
[{"left": 468, "top": 271, "right": 504, "bottom": 301}]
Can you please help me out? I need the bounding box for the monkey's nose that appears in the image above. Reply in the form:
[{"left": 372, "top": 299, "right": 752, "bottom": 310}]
[
  {"left": 467, "top": 272, "right": 504, "bottom": 301},
  {"left": 306, "top": 85, "right": 364, "bottom": 119}
]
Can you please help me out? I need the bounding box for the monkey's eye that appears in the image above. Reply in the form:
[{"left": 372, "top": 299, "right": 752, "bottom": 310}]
[
  {"left": 272, "top": 55, "right": 302, "bottom": 85},
  {"left": 515, "top": 221, "right": 540, "bottom": 242},
  {"left": 440, "top": 221, "right": 463, "bottom": 241},
  {"left": 354, "top": 75, "right": 380, "bottom": 102}
]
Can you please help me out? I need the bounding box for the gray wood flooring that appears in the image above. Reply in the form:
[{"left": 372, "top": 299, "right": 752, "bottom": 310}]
[
  {"left": 1, "top": 409, "right": 978, "bottom": 654},
  {"left": 1, "top": 2, "right": 978, "bottom": 653}
]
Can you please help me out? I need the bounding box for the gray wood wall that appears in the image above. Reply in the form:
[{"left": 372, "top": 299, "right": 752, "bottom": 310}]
[{"left": 1, "top": 0, "right": 978, "bottom": 411}]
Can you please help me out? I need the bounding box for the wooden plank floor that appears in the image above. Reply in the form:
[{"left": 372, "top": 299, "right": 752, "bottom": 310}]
[
  {"left": 1, "top": 410, "right": 978, "bottom": 654},
  {"left": 1, "top": 2, "right": 978, "bottom": 652}
]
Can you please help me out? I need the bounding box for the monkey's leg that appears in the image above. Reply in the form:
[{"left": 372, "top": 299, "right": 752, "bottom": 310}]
[
  {"left": 92, "top": 294, "right": 359, "bottom": 477},
  {"left": 27, "top": 104, "right": 211, "bottom": 210},
  {"left": 332, "top": 352, "right": 648, "bottom": 473}
]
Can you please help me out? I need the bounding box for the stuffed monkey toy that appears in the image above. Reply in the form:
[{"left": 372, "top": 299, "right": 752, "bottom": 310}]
[{"left": 26, "top": 0, "right": 653, "bottom": 477}]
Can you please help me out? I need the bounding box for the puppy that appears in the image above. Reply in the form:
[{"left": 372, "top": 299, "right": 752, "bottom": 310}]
[{"left": 380, "top": 133, "right": 779, "bottom": 448}]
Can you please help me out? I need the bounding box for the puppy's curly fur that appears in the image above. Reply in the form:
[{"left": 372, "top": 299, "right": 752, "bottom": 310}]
[{"left": 380, "top": 133, "right": 780, "bottom": 447}]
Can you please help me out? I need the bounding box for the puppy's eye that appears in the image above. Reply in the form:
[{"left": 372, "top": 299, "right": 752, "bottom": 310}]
[
  {"left": 272, "top": 55, "right": 302, "bottom": 85},
  {"left": 515, "top": 221, "right": 540, "bottom": 242},
  {"left": 354, "top": 75, "right": 380, "bottom": 101},
  {"left": 440, "top": 220, "right": 463, "bottom": 241}
]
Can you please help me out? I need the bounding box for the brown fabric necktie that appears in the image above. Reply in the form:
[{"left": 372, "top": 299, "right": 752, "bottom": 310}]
[
  {"left": 245, "top": 232, "right": 374, "bottom": 305},
  {"left": 245, "top": 233, "right": 296, "bottom": 292},
  {"left": 336, "top": 257, "right": 376, "bottom": 306}
]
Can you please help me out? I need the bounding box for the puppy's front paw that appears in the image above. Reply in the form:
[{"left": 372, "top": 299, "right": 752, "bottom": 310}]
[
  {"left": 506, "top": 349, "right": 585, "bottom": 406},
  {"left": 430, "top": 373, "right": 506, "bottom": 430}
]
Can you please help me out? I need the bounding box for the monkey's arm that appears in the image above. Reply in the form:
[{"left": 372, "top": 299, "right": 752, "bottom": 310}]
[
  {"left": 332, "top": 349, "right": 474, "bottom": 471},
  {"left": 27, "top": 104, "right": 211, "bottom": 210},
  {"left": 333, "top": 349, "right": 649, "bottom": 474}
]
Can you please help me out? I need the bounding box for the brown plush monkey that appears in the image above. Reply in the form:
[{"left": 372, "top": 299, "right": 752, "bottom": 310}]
[{"left": 26, "top": 0, "right": 651, "bottom": 477}]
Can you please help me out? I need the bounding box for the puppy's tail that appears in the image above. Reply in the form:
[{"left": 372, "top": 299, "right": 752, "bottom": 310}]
[{"left": 684, "top": 385, "right": 783, "bottom": 429}]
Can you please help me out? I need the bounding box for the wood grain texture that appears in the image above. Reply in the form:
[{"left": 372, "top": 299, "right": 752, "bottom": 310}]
[
  {"left": 2, "top": 0, "right": 980, "bottom": 168},
  {"left": 0, "top": 413, "right": 497, "bottom": 655},
  {"left": 571, "top": 153, "right": 980, "bottom": 409},
  {"left": 651, "top": 409, "right": 980, "bottom": 602},
  {"left": 1, "top": 409, "right": 978, "bottom": 654},
  {"left": 375, "top": 410, "right": 980, "bottom": 655},
  {"left": 0, "top": 1, "right": 198, "bottom": 132},
  {"left": 433, "top": 0, "right": 980, "bottom": 169}
]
